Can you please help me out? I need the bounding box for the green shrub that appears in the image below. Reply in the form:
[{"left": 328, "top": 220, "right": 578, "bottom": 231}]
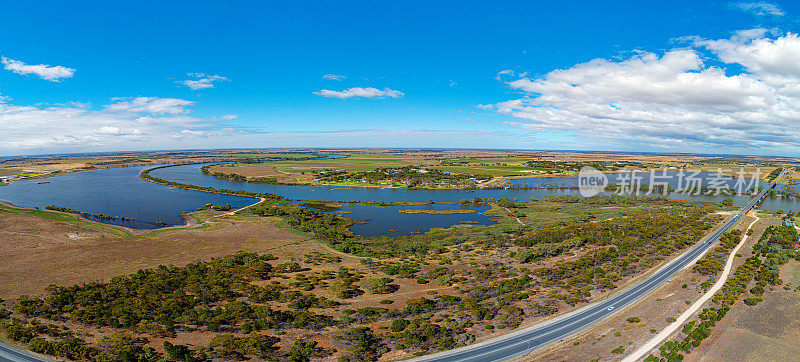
[
  {"left": 743, "top": 297, "right": 762, "bottom": 306},
  {"left": 391, "top": 319, "right": 410, "bottom": 332}
]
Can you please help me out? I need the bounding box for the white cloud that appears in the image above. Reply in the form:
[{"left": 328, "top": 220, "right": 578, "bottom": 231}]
[
  {"left": 179, "top": 73, "right": 229, "bottom": 90},
  {"left": 314, "top": 87, "right": 404, "bottom": 99},
  {"left": 1, "top": 57, "right": 75, "bottom": 82},
  {"left": 496, "top": 69, "right": 515, "bottom": 77},
  {"left": 731, "top": 2, "right": 784, "bottom": 16},
  {"left": 696, "top": 32, "right": 800, "bottom": 80},
  {"left": 173, "top": 129, "right": 206, "bottom": 138},
  {"left": 171, "top": 128, "right": 238, "bottom": 139},
  {"left": 485, "top": 30, "right": 800, "bottom": 153},
  {"left": 0, "top": 97, "right": 541, "bottom": 154},
  {"left": 496, "top": 69, "right": 526, "bottom": 81},
  {"left": 449, "top": 79, "right": 457, "bottom": 87},
  {"left": 0, "top": 96, "right": 228, "bottom": 153},
  {"left": 107, "top": 97, "right": 194, "bottom": 114},
  {"left": 95, "top": 126, "right": 143, "bottom": 136},
  {"left": 220, "top": 114, "right": 239, "bottom": 121},
  {"left": 323, "top": 74, "right": 346, "bottom": 81}
]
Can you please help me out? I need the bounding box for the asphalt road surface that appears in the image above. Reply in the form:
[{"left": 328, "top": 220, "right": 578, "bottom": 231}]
[
  {"left": 416, "top": 169, "right": 786, "bottom": 362},
  {"left": 0, "top": 342, "right": 48, "bottom": 362}
]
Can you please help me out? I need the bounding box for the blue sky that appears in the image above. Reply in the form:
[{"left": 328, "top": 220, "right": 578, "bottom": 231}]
[{"left": 1, "top": 1, "right": 800, "bottom": 156}]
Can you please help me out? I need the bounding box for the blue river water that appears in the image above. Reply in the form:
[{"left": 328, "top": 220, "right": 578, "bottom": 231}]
[
  {"left": 0, "top": 165, "right": 256, "bottom": 229},
  {"left": 336, "top": 203, "right": 493, "bottom": 237},
  {"left": 1, "top": 162, "right": 799, "bottom": 235}
]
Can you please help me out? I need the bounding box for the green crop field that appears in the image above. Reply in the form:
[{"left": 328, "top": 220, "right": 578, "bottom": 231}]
[
  {"left": 429, "top": 165, "right": 538, "bottom": 177},
  {"left": 0, "top": 168, "right": 18, "bottom": 176}
]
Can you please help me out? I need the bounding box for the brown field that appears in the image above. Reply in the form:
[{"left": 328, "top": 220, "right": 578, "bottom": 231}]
[
  {"left": 0, "top": 207, "right": 361, "bottom": 298},
  {"left": 203, "top": 149, "right": 794, "bottom": 189},
  {"left": 688, "top": 260, "right": 800, "bottom": 361},
  {"left": 212, "top": 164, "right": 285, "bottom": 177}
]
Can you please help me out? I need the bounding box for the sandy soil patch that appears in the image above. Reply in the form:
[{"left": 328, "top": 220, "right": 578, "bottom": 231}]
[
  {"left": 688, "top": 262, "right": 800, "bottom": 362},
  {"left": 0, "top": 210, "right": 325, "bottom": 298}
]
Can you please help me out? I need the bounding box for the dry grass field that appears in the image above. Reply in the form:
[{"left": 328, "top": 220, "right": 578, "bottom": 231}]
[
  {"left": 689, "top": 260, "right": 800, "bottom": 361},
  {"left": 203, "top": 150, "right": 793, "bottom": 189},
  {"left": 0, "top": 207, "right": 352, "bottom": 298}
]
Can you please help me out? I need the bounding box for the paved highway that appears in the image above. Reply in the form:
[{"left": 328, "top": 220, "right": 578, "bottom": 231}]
[
  {"left": 415, "top": 168, "right": 787, "bottom": 362},
  {"left": 0, "top": 342, "right": 48, "bottom": 362}
]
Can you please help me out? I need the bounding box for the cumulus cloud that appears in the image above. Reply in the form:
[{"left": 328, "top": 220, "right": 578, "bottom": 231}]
[
  {"left": 323, "top": 74, "right": 346, "bottom": 81},
  {"left": 731, "top": 2, "right": 784, "bottom": 16},
  {"left": 314, "top": 87, "right": 404, "bottom": 99},
  {"left": 179, "top": 73, "right": 229, "bottom": 90},
  {"left": 695, "top": 32, "right": 800, "bottom": 80},
  {"left": 1, "top": 57, "right": 75, "bottom": 82},
  {"left": 485, "top": 31, "right": 800, "bottom": 153},
  {"left": 0, "top": 96, "right": 226, "bottom": 152},
  {"left": 107, "top": 97, "right": 194, "bottom": 114},
  {"left": 95, "top": 126, "right": 143, "bottom": 136}
]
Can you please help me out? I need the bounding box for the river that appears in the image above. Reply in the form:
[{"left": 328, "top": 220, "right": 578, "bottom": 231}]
[{"left": 1, "top": 162, "right": 798, "bottom": 235}]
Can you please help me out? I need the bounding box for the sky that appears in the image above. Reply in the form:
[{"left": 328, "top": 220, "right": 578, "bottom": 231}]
[{"left": 2, "top": 1, "right": 800, "bottom": 156}]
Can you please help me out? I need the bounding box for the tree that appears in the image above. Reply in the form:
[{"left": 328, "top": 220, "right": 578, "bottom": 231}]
[
  {"left": 163, "top": 341, "right": 198, "bottom": 362},
  {"left": 285, "top": 340, "right": 334, "bottom": 362},
  {"left": 360, "top": 278, "right": 394, "bottom": 294},
  {"left": 390, "top": 319, "right": 409, "bottom": 332},
  {"left": 95, "top": 333, "right": 158, "bottom": 362},
  {"left": 337, "top": 327, "right": 388, "bottom": 362},
  {"left": 208, "top": 334, "right": 280, "bottom": 360}
]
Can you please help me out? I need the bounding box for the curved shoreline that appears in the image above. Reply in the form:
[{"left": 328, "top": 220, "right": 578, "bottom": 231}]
[
  {"left": 138, "top": 163, "right": 275, "bottom": 200},
  {"left": 0, "top": 200, "right": 207, "bottom": 236},
  {"left": 138, "top": 163, "right": 496, "bottom": 206}
]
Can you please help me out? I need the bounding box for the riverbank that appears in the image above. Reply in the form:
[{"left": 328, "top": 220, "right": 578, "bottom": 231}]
[{"left": 0, "top": 200, "right": 213, "bottom": 237}]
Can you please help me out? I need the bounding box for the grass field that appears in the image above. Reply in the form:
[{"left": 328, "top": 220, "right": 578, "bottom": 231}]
[
  {"left": 691, "top": 260, "right": 800, "bottom": 362},
  {"left": 208, "top": 154, "right": 439, "bottom": 183},
  {"left": 208, "top": 153, "right": 553, "bottom": 185},
  {"left": 0, "top": 203, "right": 133, "bottom": 238},
  {"left": 208, "top": 151, "right": 788, "bottom": 189},
  {"left": 428, "top": 165, "right": 537, "bottom": 177},
  {"left": 0, "top": 168, "right": 18, "bottom": 176},
  {"left": 487, "top": 199, "right": 654, "bottom": 228},
  {"left": 0, "top": 206, "right": 329, "bottom": 298}
]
